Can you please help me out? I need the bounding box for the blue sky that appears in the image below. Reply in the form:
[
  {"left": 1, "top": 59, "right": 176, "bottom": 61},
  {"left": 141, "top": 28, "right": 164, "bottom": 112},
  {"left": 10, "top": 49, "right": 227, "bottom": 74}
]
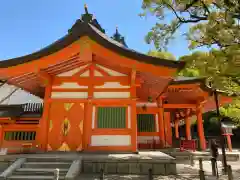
[{"left": 0, "top": 0, "right": 205, "bottom": 60}]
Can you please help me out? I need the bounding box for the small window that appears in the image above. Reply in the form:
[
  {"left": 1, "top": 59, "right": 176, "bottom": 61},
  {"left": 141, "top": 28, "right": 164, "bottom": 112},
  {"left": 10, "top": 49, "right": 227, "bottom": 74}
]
[
  {"left": 137, "top": 114, "right": 156, "bottom": 132},
  {"left": 97, "top": 107, "right": 126, "bottom": 128},
  {"left": 4, "top": 131, "right": 36, "bottom": 141}
]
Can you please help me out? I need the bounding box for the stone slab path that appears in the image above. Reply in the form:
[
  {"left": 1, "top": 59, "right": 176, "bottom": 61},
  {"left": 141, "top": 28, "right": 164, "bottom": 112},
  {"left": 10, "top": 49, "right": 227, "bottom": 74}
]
[{"left": 77, "top": 160, "right": 240, "bottom": 179}]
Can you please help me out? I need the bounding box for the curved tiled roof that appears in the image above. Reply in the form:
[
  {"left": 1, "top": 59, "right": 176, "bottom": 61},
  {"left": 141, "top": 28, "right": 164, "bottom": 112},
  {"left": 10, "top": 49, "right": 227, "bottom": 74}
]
[
  {"left": 170, "top": 76, "right": 211, "bottom": 92},
  {"left": 0, "top": 19, "right": 185, "bottom": 70}
]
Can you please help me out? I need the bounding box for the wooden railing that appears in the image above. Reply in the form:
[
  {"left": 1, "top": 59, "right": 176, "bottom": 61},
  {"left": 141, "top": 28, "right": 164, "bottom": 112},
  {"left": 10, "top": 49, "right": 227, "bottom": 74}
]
[{"left": 180, "top": 139, "right": 197, "bottom": 152}]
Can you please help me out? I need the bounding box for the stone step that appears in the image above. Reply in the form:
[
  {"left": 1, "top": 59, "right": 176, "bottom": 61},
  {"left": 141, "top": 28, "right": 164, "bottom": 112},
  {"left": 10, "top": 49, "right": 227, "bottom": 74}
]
[
  {"left": 22, "top": 162, "right": 71, "bottom": 169},
  {"left": 8, "top": 175, "right": 65, "bottom": 180},
  {"left": 26, "top": 157, "right": 74, "bottom": 162},
  {"left": 12, "top": 168, "right": 68, "bottom": 176}
]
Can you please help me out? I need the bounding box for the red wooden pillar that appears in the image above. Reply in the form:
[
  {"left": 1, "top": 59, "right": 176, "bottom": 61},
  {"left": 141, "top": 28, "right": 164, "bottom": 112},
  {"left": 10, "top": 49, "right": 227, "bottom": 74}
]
[
  {"left": 185, "top": 109, "right": 191, "bottom": 140},
  {"left": 226, "top": 135, "right": 232, "bottom": 152},
  {"left": 83, "top": 101, "right": 92, "bottom": 150},
  {"left": 164, "top": 112, "right": 172, "bottom": 147},
  {"left": 157, "top": 97, "right": 165, "bottom": 148},
  {"left": 0, "top": 125, "right": 3, "bottom": 148},
  {"left": 130, "top": 68, "right": 137, "bottom": 152},
  {"left": 36, "top": 84, "right": 52, "bottom": 151},
  {"left": 84, "top": 64, "right": 94, "bottom": 150},
  {"left": 196, "top": 105, "right": 206, "bottom": 151},
  {"left": 131, "top": 102, "right": 137, "bottom": 152},
  {"left": 175, "top": 119, "right": 179, "bottom": 139}
]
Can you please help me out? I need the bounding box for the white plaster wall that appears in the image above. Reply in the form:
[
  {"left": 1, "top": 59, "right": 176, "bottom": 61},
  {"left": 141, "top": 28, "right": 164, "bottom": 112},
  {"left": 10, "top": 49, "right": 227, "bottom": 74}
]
[
  {"left": 94, "top": 70, "right": 103, "bottom": 76},
  {"left": 80, "top": 70, "right": 89, "bottom": 77},
  {"left": 96, "top": 64, "right": 127, "bottom": 76},
  {"left": 155, "top": 114, "right": 159, "bottom": 132},
  {"left": 128, "top": 106, "right": 131, "bottom": 128},
  {"left": 52, "top": 82, "right": 88, "bottom": 89},
  {"left": 51, "top": 92, "right": 88, "bottom": 99},
  {"left": 95, "top": 82, "right": 130, "bottom": 89},
  {"left": 92, "top": 106, "right": 96, "bottom": 129},
  {"left": 91, "top": 135, "right": 131, "bottom": 146},
  {"left": 57, "top": 64, "right": 88, "bottom": 77},
  {"left": 137, "top": 136, "right": 159, "bottom": 143},
  {"left": 93, "top": 92, "right": 130, "bottom": 98}
]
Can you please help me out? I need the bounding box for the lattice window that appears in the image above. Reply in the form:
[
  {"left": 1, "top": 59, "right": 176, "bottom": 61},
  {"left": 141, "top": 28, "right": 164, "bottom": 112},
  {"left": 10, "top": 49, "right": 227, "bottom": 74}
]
[
  {"left": 4, "top": 131, "right": 36, "bottom": 141},
  {"left": 97, "top": 107, "right": 126, "bottom": 128},
  {"left": 137, "top": 114, "right": 156, "bottom": 132}
]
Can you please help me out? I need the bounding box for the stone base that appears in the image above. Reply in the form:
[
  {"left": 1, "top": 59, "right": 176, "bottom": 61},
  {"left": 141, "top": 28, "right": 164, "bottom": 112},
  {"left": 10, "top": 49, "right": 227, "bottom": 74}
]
[
  {"left": 81, "top": 151, "right": 176, "bottom": 175},
  {"left": 164, "top": 148, "right": 240, "bottom": 164},
  {"left": 0, "top": 151, "right": 177, "bottom": 176}
]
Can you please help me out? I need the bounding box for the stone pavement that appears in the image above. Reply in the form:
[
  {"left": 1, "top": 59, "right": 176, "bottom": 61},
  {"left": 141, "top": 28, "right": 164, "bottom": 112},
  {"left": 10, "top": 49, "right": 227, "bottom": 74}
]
[
  {"left": 77, "top": 160, "right": 240, "bottom": 179},
  {"left": 1, "top": 151, "right": 240, "bottom": 179}
]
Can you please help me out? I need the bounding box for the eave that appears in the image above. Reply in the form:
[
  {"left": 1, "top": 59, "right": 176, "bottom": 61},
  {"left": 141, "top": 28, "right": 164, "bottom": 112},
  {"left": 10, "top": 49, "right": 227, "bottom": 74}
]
[
  {"left": 0, "top": 21, "right": 185, "bottom": 70},
  {"left": 0, "top": 20, "right": 186, "bottom": 97}
]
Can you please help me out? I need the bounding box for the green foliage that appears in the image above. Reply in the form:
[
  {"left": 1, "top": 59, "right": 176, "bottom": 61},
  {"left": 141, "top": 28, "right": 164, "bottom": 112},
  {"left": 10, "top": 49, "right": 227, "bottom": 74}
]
[
  {"left": 141, "top": 0, "right": 240, "bottom": 51},
  {"left": 220, "top": 99, "right": 240, "bottom": 125},
  {"left": 179, "top": 50, "right": 240, "bottom": 95},
  {"left": 141, "top": 0, "right": 240, "bottom": 123},
  {"left": 147, "top": 50, "right": 176, "bottom": 60},
  {"left": 178, "top": 50, "right": 240, "bottom": 123},
  {"left": 141, "top": 0, "right": 240, "bottom": 91}
]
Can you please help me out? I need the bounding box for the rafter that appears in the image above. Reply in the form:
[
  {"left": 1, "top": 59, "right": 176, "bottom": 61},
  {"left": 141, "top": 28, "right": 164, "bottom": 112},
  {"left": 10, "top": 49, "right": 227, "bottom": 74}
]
[{"left": 36, "top": 70, "right": 52, "bottom": 87}]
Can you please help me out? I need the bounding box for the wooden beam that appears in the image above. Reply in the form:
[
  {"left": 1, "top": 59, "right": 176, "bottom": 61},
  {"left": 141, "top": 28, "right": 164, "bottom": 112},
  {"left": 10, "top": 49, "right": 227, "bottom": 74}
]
[
  {"left": 94, "top": 65, "right": 110, "bottom": 76},
  {"left": 174, "top": 119, "right": 179, "bottom": 138},
  {"left": 131, "top": 68, "right": 136, "bottom": 86},
  {"left": 130, "top": 68, "right": 137, "bottom": 99},
  {"left": 36, "top": 70, "right": 52, "bottom": 87},
  {"left": 163, "top": 104, "right": 196, "bottom": 109},
  {"left": 196, "top": 105, "right": 206, "bottom": 150},
  {"left": 185, "top": 109, "right": 192, "bottom": 140},
  {"left": 79, "top": 37, "right": 93, "bottom": 63},
  {"left": 38, "top": 70, "right": 51, "bottom": 80},
  {"left": 53, "top": 76, "right": 141, "bottom": 87},
  {"left": 168, "top": 84, "right": 200, "bottom": 89},
  {"left": 157, "top": 97, "right": 165, "bottom": 148}
]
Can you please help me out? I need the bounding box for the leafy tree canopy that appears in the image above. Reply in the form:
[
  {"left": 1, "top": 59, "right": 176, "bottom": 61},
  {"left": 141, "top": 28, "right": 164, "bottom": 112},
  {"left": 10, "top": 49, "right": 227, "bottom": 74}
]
[
  {"left": 140, "top": 0, "right": 240, "bottom": 123},
  {"left": 179, "top": 50, "right": 240, "bottom": 95},
  {"left": 178, "top": 50, "right": 240, "bottom": 123},
  {"left": 141, "top": 0, "right": 240, "bottom": 50},
  {"left": 141, "top": 0, "right": 240, "bottom": 94},
  {"left": 141, "top": 0, "right": 240, "bottom": 91},
  {"left": 148, "top": 50, "right": 176, "bottom": 60}
]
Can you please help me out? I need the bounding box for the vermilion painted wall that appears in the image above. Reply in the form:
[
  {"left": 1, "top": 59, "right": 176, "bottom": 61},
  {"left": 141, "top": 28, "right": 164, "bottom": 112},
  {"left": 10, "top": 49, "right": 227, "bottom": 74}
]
[{"left": 47, "top": 102, "right": 84, "bottom": 151}]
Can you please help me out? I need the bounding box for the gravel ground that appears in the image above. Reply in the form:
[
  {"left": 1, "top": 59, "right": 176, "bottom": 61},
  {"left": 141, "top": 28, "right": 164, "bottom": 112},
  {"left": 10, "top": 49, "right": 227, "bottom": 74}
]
[{"left": 77, "top": 160, "right": 240, "bottom": 180}]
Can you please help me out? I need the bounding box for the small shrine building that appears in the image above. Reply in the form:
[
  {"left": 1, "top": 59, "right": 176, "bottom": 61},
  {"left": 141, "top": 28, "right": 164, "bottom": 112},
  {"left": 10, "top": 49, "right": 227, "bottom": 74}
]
[{"left": 0, "top": 6, "right": 232, "bottom": 153}]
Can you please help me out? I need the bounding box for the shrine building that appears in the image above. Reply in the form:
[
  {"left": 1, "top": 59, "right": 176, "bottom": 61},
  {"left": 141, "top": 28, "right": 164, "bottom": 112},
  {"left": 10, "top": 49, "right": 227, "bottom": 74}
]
[{"left": 0, "top": 6, "right": 232, "bottom": 153}]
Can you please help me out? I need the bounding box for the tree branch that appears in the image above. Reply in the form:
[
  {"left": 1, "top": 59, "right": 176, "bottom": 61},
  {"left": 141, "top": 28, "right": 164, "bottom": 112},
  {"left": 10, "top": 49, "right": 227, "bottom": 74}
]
[
  {"left": 200, "top": 0, "right": 210, "bottom": 14},
  {"left": 184, "top": 0, "right": 199, "bottom": 11},
  {"left": 165, "top": 1, "right": 207, "bottom": 23}
]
